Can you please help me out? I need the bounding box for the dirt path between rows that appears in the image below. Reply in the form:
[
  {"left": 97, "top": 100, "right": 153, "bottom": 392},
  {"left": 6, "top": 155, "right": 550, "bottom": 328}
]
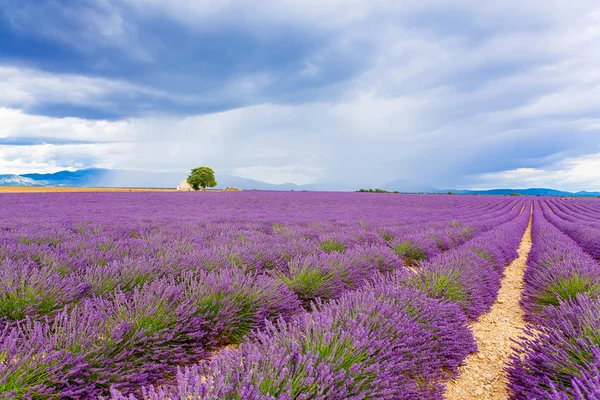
[{"left": 445, "top": 206, "right": 532, "bottom": 400}]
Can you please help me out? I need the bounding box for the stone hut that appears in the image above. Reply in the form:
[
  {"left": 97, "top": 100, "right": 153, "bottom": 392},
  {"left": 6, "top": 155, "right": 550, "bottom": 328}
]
[{"left": 177, "top": 180, "right": 192, "bottom": 191}]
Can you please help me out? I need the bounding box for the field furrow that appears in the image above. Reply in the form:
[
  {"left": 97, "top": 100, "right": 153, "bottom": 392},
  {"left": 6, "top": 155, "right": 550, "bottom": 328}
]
[{"left": 445, "top": 205, "right": 532, "bottom": 400}]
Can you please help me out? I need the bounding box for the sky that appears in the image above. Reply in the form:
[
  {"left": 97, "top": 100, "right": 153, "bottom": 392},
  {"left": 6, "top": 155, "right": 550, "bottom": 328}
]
[{"left": 1, "top": 0, "right": 600, "bottom": 191}]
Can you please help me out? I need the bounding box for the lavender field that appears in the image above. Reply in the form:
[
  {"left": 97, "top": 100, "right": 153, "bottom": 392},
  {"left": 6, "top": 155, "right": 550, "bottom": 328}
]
[{"left": 0, "top": 192, "right": 599, "bottom": 399}]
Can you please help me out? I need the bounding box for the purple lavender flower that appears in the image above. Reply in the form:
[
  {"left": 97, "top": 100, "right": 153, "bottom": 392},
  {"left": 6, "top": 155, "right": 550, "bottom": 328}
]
[{"left": 508, "top": 294, "right": 600, "bottom": 399}]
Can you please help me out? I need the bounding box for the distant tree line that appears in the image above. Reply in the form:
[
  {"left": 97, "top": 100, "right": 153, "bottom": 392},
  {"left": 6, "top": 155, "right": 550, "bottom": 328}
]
[{"left": 357, "top": 188, "right": 400, "bottom": 193}]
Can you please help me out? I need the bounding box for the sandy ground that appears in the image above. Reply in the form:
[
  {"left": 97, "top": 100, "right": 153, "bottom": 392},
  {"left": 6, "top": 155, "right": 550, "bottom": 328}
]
[
  {"left": 0, "top": 187, "right": 177, "bottom": 193},
  {"left": 445, "top": 206, "right": 533, "bottom": 400}
]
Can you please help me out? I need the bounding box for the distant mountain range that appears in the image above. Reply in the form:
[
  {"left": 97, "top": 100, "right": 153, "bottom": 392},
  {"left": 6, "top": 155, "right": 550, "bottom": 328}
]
[
  {"left": 443, "top": 188, "right": 600, "bottom": 197},
  {"left": 0, "top": 168, "right": 346, "bottom": 191},
  {"left": 0, "top": 168, "right": 599, "bottom": 197}
]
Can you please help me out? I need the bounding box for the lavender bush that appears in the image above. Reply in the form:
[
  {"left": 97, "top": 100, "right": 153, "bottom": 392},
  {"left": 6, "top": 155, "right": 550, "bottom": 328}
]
[
  {"left": 110, "top": 285, "right": 476, "bottom": 400},
  {"left": 0, "top": 259, "right": 90, "bottom": 323},
  {"left": 521, "top": 203, "right": 600, "bottom": 320},
  {"left": 180, "top": 269, "right": 301, "bottom": 347},
  {"left": 509, "top": 294, "right": 600, "bottom": 399}
]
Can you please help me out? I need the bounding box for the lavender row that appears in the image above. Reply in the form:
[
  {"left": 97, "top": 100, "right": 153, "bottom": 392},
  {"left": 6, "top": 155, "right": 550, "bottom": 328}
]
[
  {"left": 547, "top": 198, "right": 600, "bottom": 225},
  {"left": 107, "top": 201, "right": 531, "bottom": 399},
  {"left": 542, "top": 200, "right": 600, "bottom": 260},
  {"left": 520, "top": 202, "right": 600, "bottom": 321},
  {"left": 411, "top": 200, "right": 530, "bottom": 321},
  {"left": 507, "top": 200, "right": 600, "bottom": 399},
  {"left": 546, "top": 198, "right": 600, "bottom": 230}
]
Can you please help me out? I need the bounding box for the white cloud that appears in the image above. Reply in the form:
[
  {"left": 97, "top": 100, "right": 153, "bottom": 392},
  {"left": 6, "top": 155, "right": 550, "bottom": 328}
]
[
  {"left": 0, "top": 143, "right": 127, "bottom": 175},
  {"left": 471, "top": 153, "right": 600, "bottom": 192},
  {"left": 0, "top": 66, "right": 194, "bottom": 111},
  {"left": 0, "top": 108, "right": 128, "bottom": 142}
]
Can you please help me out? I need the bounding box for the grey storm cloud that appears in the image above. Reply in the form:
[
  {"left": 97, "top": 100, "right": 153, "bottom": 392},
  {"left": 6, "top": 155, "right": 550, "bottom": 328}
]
[{"left": 0, "top": 0, "right": 599, "bottom": 188}]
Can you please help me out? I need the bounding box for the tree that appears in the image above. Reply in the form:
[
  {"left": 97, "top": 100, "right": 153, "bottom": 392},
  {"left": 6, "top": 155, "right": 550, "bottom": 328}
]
[{"left": 187, "top": 167, "right": 217, "bottom": 190}]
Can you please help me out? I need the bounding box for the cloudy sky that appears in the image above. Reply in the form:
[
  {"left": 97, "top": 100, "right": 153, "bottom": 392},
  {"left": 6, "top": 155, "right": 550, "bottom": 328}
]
[{"left": 1, "top": 0, "right": 600, "bottom": 190}]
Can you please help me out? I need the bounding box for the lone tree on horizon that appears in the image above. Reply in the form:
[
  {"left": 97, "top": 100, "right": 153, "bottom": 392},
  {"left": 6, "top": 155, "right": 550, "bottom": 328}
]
[{"left": 187, "top": 167, "right": 217, "bottom": 190}]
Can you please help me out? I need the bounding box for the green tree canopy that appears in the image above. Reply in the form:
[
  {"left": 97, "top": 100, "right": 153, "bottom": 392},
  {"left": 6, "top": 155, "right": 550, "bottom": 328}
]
[{"left": 187, "top": 167, "right": 217, "bottom": 190}]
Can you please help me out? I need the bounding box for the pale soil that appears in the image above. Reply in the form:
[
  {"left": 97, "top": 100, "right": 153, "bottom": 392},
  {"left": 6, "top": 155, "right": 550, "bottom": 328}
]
[{"left": 445, "top": 206, "right": 533, "bottom": 400}]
